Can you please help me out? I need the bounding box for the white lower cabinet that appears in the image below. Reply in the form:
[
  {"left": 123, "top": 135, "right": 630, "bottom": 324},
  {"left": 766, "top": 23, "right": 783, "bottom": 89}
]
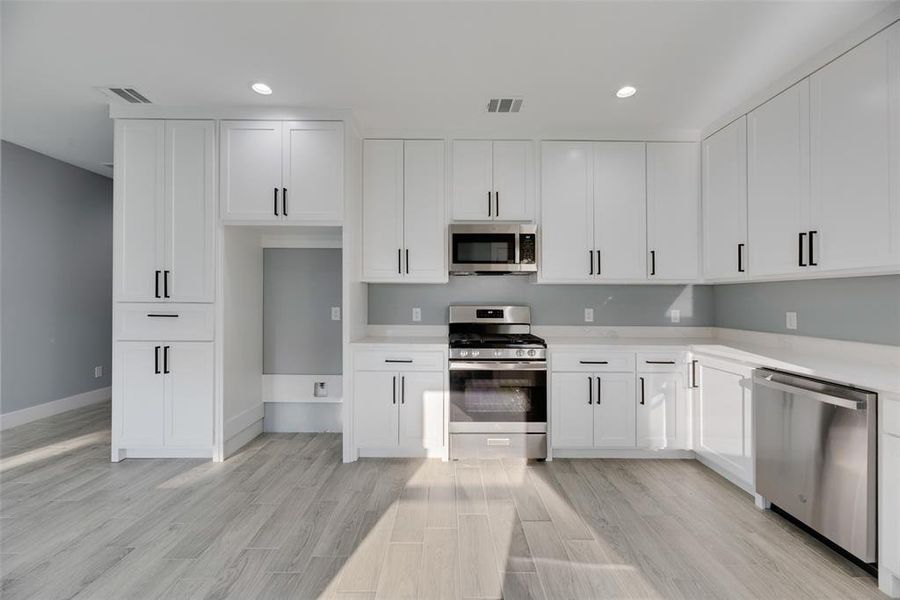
[
  {"left": 353, "top": 371, "right": 399, "bottom": 448},
  {"left": 693, "top": 356, "right": 754, "bottom": 488},
  {"left": 551, "top": 373, "right": 595, "bottom": 448},
  {"left": 881, "top": 398, "right": 900, "bottom": 597},
  {"left": 114, "top": 341, "right": 213, "bottom": 452},
  {"left": 594, "top": 374, "right": 637, "bottom": 448},
  {"left": 637, "top": 372, "right": 682, "bottom": 450}
]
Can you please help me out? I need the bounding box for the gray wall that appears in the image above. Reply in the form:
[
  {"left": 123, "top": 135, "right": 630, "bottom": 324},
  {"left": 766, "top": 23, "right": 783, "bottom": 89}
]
[
  {"left": 368, "top": 277, "right": 714, "bottom": 326},
  {"left": 1, "top": 142, "right": 113, "bottom": 414},
  {"left": 713, "top": 275, "right": 900, "bottom": 346},
  {"left": 263, "top": 248, "right": 342, "bottom": 375}
]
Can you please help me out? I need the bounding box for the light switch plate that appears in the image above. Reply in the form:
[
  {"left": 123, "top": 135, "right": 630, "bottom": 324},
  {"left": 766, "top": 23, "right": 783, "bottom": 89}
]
[
  {"left": 94, "top": 366, "right": 103, "bottom": 378},
  {"left": 584, "top": 308, "right": 594, "bottom": 323},
  {"left": 786, "top": 311, "right": 797, "bottom": 330},
  {"left": 331, "top": 307, "right": 341, "bottom": 321},
  {"left": 412, "top": 307, "right": 422, "bottom": 322},
  {"left": 670, "top": 309, "right": 681, "bottom": 323}
]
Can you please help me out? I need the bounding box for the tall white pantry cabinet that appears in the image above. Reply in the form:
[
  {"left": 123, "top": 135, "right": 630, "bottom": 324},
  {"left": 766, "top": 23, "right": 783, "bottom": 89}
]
[{"left": 112, "top": 119, "right": 217, "bottom": 460}]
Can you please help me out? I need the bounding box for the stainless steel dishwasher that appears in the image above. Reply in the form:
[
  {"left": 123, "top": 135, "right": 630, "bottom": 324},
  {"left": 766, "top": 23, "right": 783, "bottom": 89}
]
[{"left": 753, "top": 368, "right": 877, "bottom": 564}]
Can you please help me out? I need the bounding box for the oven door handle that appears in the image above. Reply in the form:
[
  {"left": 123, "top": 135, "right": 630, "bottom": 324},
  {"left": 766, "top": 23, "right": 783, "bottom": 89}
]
[{"left": 449, "top": 361, "right": 547, "bottom": 371}]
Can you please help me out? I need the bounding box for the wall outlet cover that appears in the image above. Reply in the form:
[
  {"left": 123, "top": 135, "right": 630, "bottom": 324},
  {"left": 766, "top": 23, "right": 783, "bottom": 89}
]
[
  {"left": 412, "top": 307, "right": 422, "bottom": 322},
  {"left": 786, "top": 311, "right": 798, "bottom": 330},
  {"left": 94, "top": 366, "right": 103, "bottom": 378},
  {"left": 331, "top": 307, "right": 341, "bottom": 321},
  {"left": 670, "top": 309, "right": 681, "bottom": 323},
  {"left": 584, "top": 308, "right": 594, "bottom": 323}
]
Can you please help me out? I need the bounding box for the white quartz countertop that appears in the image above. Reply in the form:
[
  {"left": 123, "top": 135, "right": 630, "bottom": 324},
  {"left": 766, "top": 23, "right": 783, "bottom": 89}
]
[{"left": 351, "top": 336, "right": 448, "bottom": 348}]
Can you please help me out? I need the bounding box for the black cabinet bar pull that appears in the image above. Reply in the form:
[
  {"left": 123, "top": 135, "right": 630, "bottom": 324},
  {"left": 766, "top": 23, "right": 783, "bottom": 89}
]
[
  {"left": 808, "top": 231, "right": 817, "bottom": 266},
  {"left": 645, "top": 360, "right": 676, "bottom": 365},
  {"left": 398, "top": 249, "right": 402, "bottom": 274},
  {"left": 405, "top": 249, "right": 409, "bottom": 274},
  {"left": 488, "top": 191, "right": 492, "bottom": 217},
  {"left": 154, "top": 346, "right": 161, "bottom": 374},
  {"left": 163, "top": 346, "right": 170, "bottom": 374},
  {"left": 385, "top": 359, "right": 414, "bottom": 363},
  {"left": 579, "top": 360, "right": 608, "bottom": 365},
  {"left": 274, "top": 188, "right": 279, "bottom": 216},
  {"left": 596, "top": 250, "right": 601, "bottom": 275},
  {"left": 283, "top": 188, "right": 288, "bottom": 216},
  {"left": 401, "top": 376, "right": 406, "bottom": 404},
  {"left": 588, "top": 376, "right": 592, "bottom": 405},
  {"left": 147, "top": 313, "right": 179, "bottom": 318},
  {"left": 164, "top": 270, "right": 170, "bottom": 298},
  {"left": 589, "top": 250, "right": 594, "bottom": 275},
  {"left": 597, "top": 377, "right": 601, "bottom": 405},
  {"left": 155, "top": 270, "right": 161, "bottom": 298},
  {"left": 639, "top": 377, "right": 645, "bottom": 405},
  {"left": 495, "top": 191, "right": 499, "bottom": 217},
  {"left": 650, "top": 250, "right": 656, "bottom": 276},
  {"left": 737, "top": 243, "right": 745, "bottom": 273},
  {"left": 798, "top": 232, "right": 807, "bottom": 267},
  {"left": 691, "top": 359, "right": 699, "bottom": 389},
  {"left": 392, "top": 376, "right": 397, "bottom": 405}
]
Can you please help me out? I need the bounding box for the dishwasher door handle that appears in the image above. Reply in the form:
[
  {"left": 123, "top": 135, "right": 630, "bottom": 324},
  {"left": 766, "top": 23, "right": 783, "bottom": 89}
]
[{"left": 752, "top": 370, "right": 873, "bottom": 410}]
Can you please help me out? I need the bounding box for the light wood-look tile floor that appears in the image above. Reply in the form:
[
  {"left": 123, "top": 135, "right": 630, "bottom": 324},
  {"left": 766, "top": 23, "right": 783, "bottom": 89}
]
[{"left": 0, "top": 402, "right": 883, "bottom": 599}]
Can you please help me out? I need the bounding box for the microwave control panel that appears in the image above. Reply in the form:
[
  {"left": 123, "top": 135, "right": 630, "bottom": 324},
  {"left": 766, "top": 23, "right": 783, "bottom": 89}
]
[{"left": 519, "top": 234, "right": 536, "bottom": 264}]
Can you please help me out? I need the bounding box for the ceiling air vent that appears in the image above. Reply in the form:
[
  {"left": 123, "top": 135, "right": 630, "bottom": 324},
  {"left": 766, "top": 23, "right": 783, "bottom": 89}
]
[
  {"left": 99, "top": 87, "right": 152, "bottom": 104},
  {"left": 486, "top": 97, "right": 523, "bottom": 113}
]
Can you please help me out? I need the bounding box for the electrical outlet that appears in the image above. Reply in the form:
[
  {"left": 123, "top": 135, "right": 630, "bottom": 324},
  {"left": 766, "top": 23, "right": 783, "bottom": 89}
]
[
  {"left": 331, "top": 307, "right": 341, "bottom": 321},
  {"left": 584, "top": 308, "right": 594, "bottom": 323},
  {"left": 786, "top": 311, "right": 798, "bottom": 330},
  {"left": 670, "top": 309, "right": 681, "bottom": 324},
  {"left": 94, "top": 366, "right": 103, "bottom": 378},
  {"left": 412, "top": 307, "right": 422, "bottom": 322}
]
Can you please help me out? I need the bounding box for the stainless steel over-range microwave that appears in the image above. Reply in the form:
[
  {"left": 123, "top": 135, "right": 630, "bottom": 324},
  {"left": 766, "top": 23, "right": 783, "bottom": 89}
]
[{"left": 449, "top": 224, "right": 538, "bottom": 275}]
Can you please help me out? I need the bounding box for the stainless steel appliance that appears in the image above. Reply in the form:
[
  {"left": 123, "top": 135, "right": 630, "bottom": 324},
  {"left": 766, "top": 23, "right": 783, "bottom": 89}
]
[
  {"left": 449, "top": 224, "right": 537, "bottom": 275},
  {"left": 754, "top": 368, "right": 877, "bottom": 563},
  {"left": 448, "top": 305, "right": 547, "bottom": 459}
]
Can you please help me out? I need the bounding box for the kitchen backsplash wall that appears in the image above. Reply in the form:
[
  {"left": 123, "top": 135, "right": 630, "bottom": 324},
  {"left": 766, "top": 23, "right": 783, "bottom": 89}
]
[
  {"left": 368, "top": 277, "right": 715, "bottom": 326},
  {"left": 713, "top": 275, "right": 900, "bottom": 346}
]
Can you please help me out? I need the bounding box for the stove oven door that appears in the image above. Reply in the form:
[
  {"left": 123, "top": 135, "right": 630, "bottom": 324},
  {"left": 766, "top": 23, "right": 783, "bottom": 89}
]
[{"left": 448, "top": 361, "right": 547, "bottom": 433}]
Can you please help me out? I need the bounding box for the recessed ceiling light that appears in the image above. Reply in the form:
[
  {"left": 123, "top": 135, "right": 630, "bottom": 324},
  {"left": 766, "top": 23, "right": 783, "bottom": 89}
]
[
  {"left": 616, "top": 85, "right": 637, "bottom": 99},
  {"left": 251, "top": 82, "right": 273, "bottom": 96}
]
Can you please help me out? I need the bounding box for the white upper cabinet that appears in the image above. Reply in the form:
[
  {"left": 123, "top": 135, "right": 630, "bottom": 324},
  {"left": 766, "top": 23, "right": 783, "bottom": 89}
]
[
  {"left": 703, "top": 117, "right": 748, "bottom": 281},
  {"left": 362, "top": 139, "right": 446, "bottom": 283},
  {"left": 593, "top": 142, "right": 647, "bottom": 281},
  {"left": 540, "top": 141, "right": 594, "bottom": 282},
  {"left": 747, "top": 81, "right": 810, "bottom": 278},
  {"left": 220, "top": 120, "right": 343, "bottom": 223},
  {"left": 452, "top": 140, "right": 534, "bottom": 221},
  {"left": 646, "top": 143, "right": 700, "bottom": 281},
  {"left": 809, "top": 24, "right": 899, "bottom": 273},
  {"left": 115, "top": 119, "right": 215, "bottom": 303}
]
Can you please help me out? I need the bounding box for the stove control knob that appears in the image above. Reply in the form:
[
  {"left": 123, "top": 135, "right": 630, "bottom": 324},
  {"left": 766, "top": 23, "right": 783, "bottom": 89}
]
[
  {"left": 516, "top": 349, "right": 525, "bottom": 357},
  {"left": 494, "top": 350, "right": 502, "bottom": 357},
  {"left": 459, "top": 350, "right": 469, "bottom": 357},
  {"left": 471, "top": 350, "right": 480, "bottom": 357},
  {"left": 528, "top": 349, "right": 536, "bottom": 357}
]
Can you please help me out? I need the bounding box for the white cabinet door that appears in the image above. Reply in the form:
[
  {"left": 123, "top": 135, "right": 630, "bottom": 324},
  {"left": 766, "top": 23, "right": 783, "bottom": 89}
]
[
  {"left": 398, "top": 371, "right": 444, "bottom": 451},
  {"left": 748, "top": 81, "right": 810, "bottom": 278},
  {"left": 403, "top": 140, "right": 447, "bottom": 283},
  {"left": 551, "top": 372, "right": 595, "bottom": 448},
  {"left": 362, "top": 140, "right": 405, "bottom": 282},
  {"left": 115, "top": 119, "right": 165, "bottom": 302},
  {"left": 165, "top": 342, "right": 213, "bottom": 447},
  {"left": 637, "top": 373, "right": 680, "bottom": 449},
  {"left": 703, "top": 117, "right": 748, "bottom": 281},
  {"left": 647, "top": 143, "right": 700, "bottom": 281},
  {"left": 695, "top": 361, "right": 753, "bottom": 484},
  {"left": 810, "top": 28, "right": 898, "bottom": 272},
  {"left": 165, "top": 120, "right": 216, "bottom": 303},
  {"left": 593, "top": 142, "right": 647, "bottom": 280},
  {"left": 540, "top": 142, "right": 594, "bottom": 282},
  {"left": 493, "top": 141, "right": 534, "bottom": 221},
  {"left": 220, "top": 121, "right": 282, "bottom": 221},
  {"left": 282, "top": 121, "right": 343, "bottom": 222},
  {"left": 594, "top": 373, "right": 636, "bottom": 448},
  {"left": 354, "top": 370, "right": 399, "bottom": 448},
  {"left": 116, "top": 342, "right": 165, "bottom": 447},
  {"left": 451, "top": 140, "right": 493, "bottom": 221},
  {"left": 882, "top": 432, "right": 900, "bottom": 577}
]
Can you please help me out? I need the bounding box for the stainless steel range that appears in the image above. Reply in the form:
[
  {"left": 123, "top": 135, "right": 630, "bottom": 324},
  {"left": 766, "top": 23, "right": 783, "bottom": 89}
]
[{"left": 448, "top": 305, "right": 547, "bottom": 460}]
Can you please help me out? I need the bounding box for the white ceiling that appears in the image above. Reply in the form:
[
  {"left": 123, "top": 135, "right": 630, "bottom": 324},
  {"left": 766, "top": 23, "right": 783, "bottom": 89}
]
[{"left": 1, "top": 0, "right": 894, "bottom": 177}]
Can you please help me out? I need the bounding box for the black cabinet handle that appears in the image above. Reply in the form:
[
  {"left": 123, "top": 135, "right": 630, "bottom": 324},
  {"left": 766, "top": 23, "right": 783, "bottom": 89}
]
[
  {"left": 283, "top": 188, "right": 288, "bottom": 216},
  {"left": 650, "top": 250, "right": 656, "bottom": 276},
  {"left": 691, "top": 359, "right": 699, "bottom": 389},
  {"left": 737, "top": 243, "right": 745, "bottom": 273},
  {"left": 274, "top": 188, "right": 279, "bottom": 216},
  {"left": 163, "top": 346, "right": 170, "bottom": 374},
  {"left": 392, "top": 375, "right": 397, "bottom": 405},
  {"left": 799, "top": 232, "right": 807, "bottom": 267},
  {"left": 488, "top": 191, "right": 492, "bottom": 217},
  {"left": 401, "top": 376, "right": 406, "bottom": 404},
  {"left": 163, "top": 270, "right": 170, "bottom": 298},
  {"left": 495, "top": 191, "right": 499, "bottom": 217},
  {"left": 154, "top": 345, "right": 161, "bottom": 374},
  {"left": 589, "top": 250, "right": 594, "bottom": 275},
  {"left": 808, "top": 231, "right": 817, "bottom": 266},
  {"left": 147, "top": 313, "right": 179, "bottom": 318},
  {"left": 645, "top": 360, "right": 675, "bottom": 365},
  {"left": 405, "top": 249, "right": 409, "bottom": 274},
  {"left": 597, "top": 377, "right": 601, "bottom": 405},
  {"left": 579, "top": 360, "right": 608, "bottom": 365},
  {"left": 155, "top": 270, "right": 161, "bottom": 298},
  {"left": 398, "top": 249, "right": 402, "bottom": 274},
  {"left": 385, "top": 359, "right": 413, "bottom": 363},
  {"left": 588, "top": 376, "right": 592, "bottom": 405},
  {"left": 639, "top": 377, "right": 645, "bottom": 405},
  {"left": 596, "top": 250, "right": 601, "bottom": 275}
]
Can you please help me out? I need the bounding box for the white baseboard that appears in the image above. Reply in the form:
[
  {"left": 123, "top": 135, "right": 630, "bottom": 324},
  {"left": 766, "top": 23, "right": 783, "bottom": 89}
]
[
  {"left": 262, "top": 374, "right": 343, "bottom": 404},
  {"left": 694, "top": 452, "right": 754, "bottom": 495},
  {"left": 223, "top": 419, "right": 263, "bottom": 459},
  {"left": 118, "top": 446, "right": 213, "bottom": 459},
  {"left": 551, "top": 448, "right": 694, "bottom": 459},
  {"left": 0, "top": 386, "right": 111, "bottom": 430},
  {"left": 224, "top": 404, "right": 264, "bottom": 440}
]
